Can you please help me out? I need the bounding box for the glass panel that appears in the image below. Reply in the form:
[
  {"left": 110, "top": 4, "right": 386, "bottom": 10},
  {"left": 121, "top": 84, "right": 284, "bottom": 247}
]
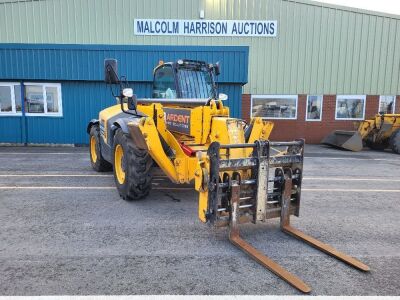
[
  {"left": 336, "top": 96, "right": 365, "bottom": 119},
  {"left": 46, "top": 86, "right": 59, "bottom": 113},
  {"left": 178, "top": 69, "right": 213, "bottom": 99},
  {"left": 25, "top": 85, "right": 44, "bottom": 113},
  {"left": 152, "top": 66, "right": 176, "bottom": 98},
  {"left": 0, "top": 86, "right": 12, "bottom": 112},
  {"left": 14, "top": 85, "right": 22, "bottom": 112},
  {"left": 306, "top": 95, "right": 323, "bottom": 120},
  {"left": 379, "top": 96, "right": 395, "bottom": 114},
  {"left": 252, "top": 96, "right": 297, "bottom": 119}
]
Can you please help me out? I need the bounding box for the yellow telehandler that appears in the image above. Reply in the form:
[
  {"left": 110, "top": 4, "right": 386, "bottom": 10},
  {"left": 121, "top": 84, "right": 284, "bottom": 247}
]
[
  {"left": 322, "top": 114, "right": 400, "bottom": 153},
  {"left": 87, "top": 59, "right": 369, "bottom": 293}
]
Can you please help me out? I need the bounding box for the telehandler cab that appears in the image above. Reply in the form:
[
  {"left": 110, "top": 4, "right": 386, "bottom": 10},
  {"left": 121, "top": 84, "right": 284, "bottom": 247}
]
[{"left": 87, "top": 58, "right": 369, "bottom": 293}]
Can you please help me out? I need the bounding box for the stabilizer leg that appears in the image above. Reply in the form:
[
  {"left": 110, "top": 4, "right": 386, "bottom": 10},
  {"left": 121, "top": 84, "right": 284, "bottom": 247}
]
[
  {"left": 280, "top": 171, "right": 370, "bottom": 272},
  {"left": 229, "top": 182, "right": 312, "bottom": 294}
]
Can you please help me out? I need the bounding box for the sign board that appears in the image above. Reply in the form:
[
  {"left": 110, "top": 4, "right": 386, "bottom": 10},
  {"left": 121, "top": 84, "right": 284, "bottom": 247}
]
[
  {"left": 134, "top": 19, "right": 277, "bottom": 37},
  {"left": 164, "top": 108, "right": 191, "bottom": 135}
]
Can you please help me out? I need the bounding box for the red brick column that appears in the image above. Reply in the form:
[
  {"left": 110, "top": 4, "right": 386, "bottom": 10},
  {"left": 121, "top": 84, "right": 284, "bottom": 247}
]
[
  {"left": 396, "top": 96, "right": 400, "bottom": 114},
  {"left": 365, "top": 95, "right": 379, "bottom": 118},
  {"left": 242, "top": 94, "right": 251, "bottom": 122}
]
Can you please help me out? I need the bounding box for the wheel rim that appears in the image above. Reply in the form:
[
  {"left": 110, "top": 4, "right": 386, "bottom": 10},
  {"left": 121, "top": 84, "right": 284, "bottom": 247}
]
[
  {"left": 90, "top": 136, "right": 98, "bottom": 163},
  {"left": 114, "top": 144, "right": 125, "bottom": 184}
]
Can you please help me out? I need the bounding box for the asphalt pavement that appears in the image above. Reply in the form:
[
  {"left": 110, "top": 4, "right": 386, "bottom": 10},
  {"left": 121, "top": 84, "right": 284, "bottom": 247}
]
[{"left": 0, "top": 145, "right": 399, "bottom": 295}]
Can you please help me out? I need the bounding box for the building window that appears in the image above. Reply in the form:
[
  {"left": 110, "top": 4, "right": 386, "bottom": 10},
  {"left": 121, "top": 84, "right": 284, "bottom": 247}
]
[
  {"left": 25, "top": 83, "right": 63, "bottom": 116},
  {"left": 335, "top": 95, "right": 366, "bottom": 120},
  {"left": 0, "top": 83, "right": 22, "bottom": 116},
  {"left": 306, "top": 95, "right": 323, "bottom": 121},
  {"left": 251, "top": 95, "right": 298, "bottom": 119},
  {"left": 379, "top": 96, "right": 395, "bottom": 114}
]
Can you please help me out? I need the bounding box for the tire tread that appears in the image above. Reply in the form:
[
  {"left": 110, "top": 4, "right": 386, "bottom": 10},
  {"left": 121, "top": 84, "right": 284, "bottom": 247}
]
[
  {"left": 389, "top": 129, "right": 400, "bottom": 154},
  {"left": 113, "top": 129, "right": 152, "bottom": 200},
  {"left": 89, "top": 125, "right": 112, "bottom": 172}
]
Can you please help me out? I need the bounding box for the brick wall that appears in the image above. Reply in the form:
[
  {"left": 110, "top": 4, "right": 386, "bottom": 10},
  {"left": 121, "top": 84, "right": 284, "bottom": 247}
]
[
  {"left": 242, "top": 94, "right": 251, "bottom": 123},
  {"left": 397, "top": 96, "right": 400, "bottom": 114},
  {"left": 242, "top": 94, "right": 383, "bottom": 144}
]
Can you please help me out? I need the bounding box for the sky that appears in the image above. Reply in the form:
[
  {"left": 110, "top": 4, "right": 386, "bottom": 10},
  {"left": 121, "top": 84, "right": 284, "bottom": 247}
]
[{"left": 315, "top": 0, "right": 400, "bottom": 15}]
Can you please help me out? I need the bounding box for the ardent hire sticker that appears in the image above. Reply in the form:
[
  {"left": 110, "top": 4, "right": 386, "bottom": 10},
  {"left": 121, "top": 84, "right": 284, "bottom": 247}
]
[{"left": 164, "top": 108, "right": 191, "bottom": 135}]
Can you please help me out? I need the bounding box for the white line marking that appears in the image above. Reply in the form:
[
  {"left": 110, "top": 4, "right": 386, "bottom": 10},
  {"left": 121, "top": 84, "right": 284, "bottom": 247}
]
[
  {"left": 0, "top": 186, "right": 193, "bottom": 191},
  {"left": 305, "top": 156, "right": 400, "bottom": 162},
  {"left": 154, "top": 187, "right": 193, "bottom": 190},
  {"left": 0, "top": 186, "right": 399, "bottom": 192},
  {"left": 0, "top": 186, "right": 116, "bottom": 190},
  {"left": 302, "top": 188, "right": 400, "bottom": 192},
  {"left": 304, "top": 177, "right": 400, "bottom": 182},
  {"left": 1, "top": 174, "right": 399, "bottom": 182},
  {"left": 1, "top": 151, "right": 398, "bottom": 161},
  {"left": 0, "top": 152, "right": 86, "bottom": 155},
  {"left": 0, "top": 174, "right": 113, "bottom": 177}
]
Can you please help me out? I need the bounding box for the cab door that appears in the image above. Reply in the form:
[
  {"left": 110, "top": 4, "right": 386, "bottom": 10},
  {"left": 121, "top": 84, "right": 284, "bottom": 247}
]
[{"left": 152, "top": 65, "right": 177, "bottom": 99}]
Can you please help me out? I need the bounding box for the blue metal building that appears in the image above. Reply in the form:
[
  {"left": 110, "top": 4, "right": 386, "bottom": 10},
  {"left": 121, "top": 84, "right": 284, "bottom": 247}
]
[{"left": 0, "top": 44, "right": 248, "bottom": 144}]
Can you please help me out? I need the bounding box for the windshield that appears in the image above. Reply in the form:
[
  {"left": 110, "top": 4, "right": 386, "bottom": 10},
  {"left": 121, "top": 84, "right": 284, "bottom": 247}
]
[{"left": 177, "top": 68, "right": 215, "bottom": 99}]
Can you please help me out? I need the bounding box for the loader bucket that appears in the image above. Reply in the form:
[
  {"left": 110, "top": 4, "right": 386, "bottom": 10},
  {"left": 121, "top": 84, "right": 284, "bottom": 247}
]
[{"left": 321, "top": 130, "right": 363, "bottom": 152}]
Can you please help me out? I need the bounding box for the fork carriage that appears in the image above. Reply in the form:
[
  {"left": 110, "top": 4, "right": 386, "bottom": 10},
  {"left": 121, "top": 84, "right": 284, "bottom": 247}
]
[{"left": 197, "top": 139, "right": 369, "bottom": 293}]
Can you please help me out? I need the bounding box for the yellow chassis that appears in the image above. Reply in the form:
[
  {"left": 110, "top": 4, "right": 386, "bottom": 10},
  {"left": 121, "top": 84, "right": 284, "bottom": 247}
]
[
  {"left": 357, "top": 114, "right": 400, "bottom": 139},
  {"left": 124, "top": 99, "right": 273, "bottom": 221}
]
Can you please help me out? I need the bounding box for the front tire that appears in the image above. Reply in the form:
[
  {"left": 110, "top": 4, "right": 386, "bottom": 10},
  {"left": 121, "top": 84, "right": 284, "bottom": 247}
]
[
  {"left": 89, "top": 125, "right": 112, "bottom": 172},
  {"left": 113, "top": 128, "right": 153, "bottom": 200}
]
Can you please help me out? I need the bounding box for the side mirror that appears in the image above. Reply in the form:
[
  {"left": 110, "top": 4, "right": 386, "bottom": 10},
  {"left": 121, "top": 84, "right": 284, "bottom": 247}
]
[
  {"left": 218, "top": 93, "right": 228, "bottom": 101},
  {"left": 122, "top": 88, "right": 133, "bottom": 98},
  {"left": 214, "top": 61, "right": 220, "bottom": 76},
  {"left": 104, "top": 59, "right": 119, "bottom": 84},
  {"left": 128, "top": 94, "right": 137, "bottom": 111}
]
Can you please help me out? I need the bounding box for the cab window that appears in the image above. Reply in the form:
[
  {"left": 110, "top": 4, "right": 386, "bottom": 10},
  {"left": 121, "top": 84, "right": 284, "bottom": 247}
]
[{"left": 152, "top": 66, "right": 176, "bottom": 98}]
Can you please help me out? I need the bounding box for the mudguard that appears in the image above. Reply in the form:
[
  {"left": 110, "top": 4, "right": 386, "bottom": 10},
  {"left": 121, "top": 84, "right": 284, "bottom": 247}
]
[
  {"left": 87, "top": 119, "right": 99, "bottom": 133},
  {"left": 112, "top": 118, "right": 130, "bottom": 135}
]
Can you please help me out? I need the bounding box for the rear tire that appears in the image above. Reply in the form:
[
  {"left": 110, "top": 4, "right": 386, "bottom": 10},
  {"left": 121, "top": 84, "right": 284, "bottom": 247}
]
[
  {"left": 113, "top": 128, "right": 153, "bottom": 200},
  {"left": 89, "top": 125, "right": 112, "bottom": 172},
  {"left": 389, "top": 129, "right": 400, "bottom": 154}
]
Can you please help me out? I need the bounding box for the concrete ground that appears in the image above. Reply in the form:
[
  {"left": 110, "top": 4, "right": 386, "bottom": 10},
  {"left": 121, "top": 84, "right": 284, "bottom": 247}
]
[{"left": 0, "top": 145, "right": 399, "bottom": 296}]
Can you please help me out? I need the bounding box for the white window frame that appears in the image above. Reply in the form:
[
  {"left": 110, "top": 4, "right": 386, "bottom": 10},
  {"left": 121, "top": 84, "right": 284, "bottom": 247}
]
[
  {"left": 305, "top": 95, "right": 323, "bottom": 121},
  {"left": 335, "top": 95, "right": 366, "bottom": 121},
  {"left": 24, "top": 83, "right": 63, "bottom": 117},
  {"left": 251, "top": 95, "right": 298, "bottom": 120},
  {"left": 0, "top": 82, "right": 22, "bottom": 116},
  {"left": 378, "top": 95, "right": 396, "bottom": 114}
]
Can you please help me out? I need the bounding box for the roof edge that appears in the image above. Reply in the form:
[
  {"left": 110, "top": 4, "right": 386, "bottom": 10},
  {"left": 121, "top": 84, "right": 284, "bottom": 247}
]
[
  {"left": 284, "top": 0, "right": 400, "bottom": 20},
  {"left": 0, "top": 43, "right": 249, "bottom": 52}
]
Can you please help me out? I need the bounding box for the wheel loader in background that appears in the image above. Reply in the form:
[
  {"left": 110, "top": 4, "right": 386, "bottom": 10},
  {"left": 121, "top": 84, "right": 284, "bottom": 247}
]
[
  {"left": 322, "top": 114, "right": 400, "bottom": 153},
  {"left": 87, "top": 58, "right": 369, "bottom": 293}
]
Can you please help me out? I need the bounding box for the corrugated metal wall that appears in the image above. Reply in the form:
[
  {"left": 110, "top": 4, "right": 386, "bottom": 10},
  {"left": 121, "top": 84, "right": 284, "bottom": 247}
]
[
  {"left": 0, "top": 44, "right": 246, "bottom": 144},
  {"left": 0, "top": 81, "right": 242, "bottom": 144},
  {"left": 1, "top": 0, "right": 399, "bottom": 95},
  {"left": 0, "top": 44, "right": 248, "bottom": 83}
]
